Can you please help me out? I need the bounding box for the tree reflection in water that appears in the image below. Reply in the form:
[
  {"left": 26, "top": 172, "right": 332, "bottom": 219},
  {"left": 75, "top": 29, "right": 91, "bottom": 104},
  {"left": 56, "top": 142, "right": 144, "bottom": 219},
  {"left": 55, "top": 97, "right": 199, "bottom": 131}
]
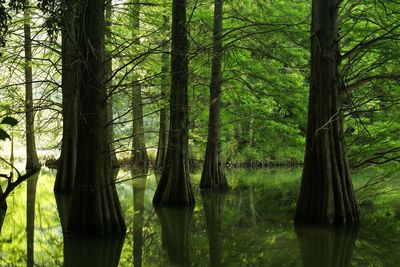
[
  {"left": 201, "top": 191, "right": 226, "bottom": 267},
  {"left": 295, "top": 224, "right": 358, "bottom": 267},
  {"left": 26, "top": 173, "right": 39, "bottom": 267},
  {"left": 155, "top": 206, "right": 194, "bottom": 266},
  {"left": 131, "top": 167, "right": 148, "bottom": 267},
  {"left": 55, "top": 168, "right": 125, "bottom": 267}
]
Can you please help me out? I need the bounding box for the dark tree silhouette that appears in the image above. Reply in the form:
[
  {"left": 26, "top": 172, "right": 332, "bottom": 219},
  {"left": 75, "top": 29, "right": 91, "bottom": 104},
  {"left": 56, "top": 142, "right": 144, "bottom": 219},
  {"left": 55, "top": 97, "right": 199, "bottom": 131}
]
[
  {"left": 295, "top": 0, "right": 358, "bottom": 224},
  {"left": 153, "top": 0, "right": 194, "bottom": 206},
  {"left": 67, "top": 0, "right": 126, "bottom": 235},
  {"left": 200, "top": 0, "right": 229, "bottom": 191}
]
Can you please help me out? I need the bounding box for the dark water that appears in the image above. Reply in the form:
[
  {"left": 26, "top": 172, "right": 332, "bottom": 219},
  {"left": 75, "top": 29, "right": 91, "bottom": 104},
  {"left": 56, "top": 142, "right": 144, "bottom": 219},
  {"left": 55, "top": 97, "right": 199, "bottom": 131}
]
[{"left": 0, "top": 167, "right": 400, "bottom": 266}]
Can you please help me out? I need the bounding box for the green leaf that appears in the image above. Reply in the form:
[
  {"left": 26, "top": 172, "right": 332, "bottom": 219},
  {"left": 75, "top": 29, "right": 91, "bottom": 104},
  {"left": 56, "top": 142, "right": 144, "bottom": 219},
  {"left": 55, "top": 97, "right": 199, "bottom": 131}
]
[
  {"left": 1, "top": 117, "right": 18, "bottom": 126},
  {"left": 0, "top": 128, "right": 11, "bottom": 140}
]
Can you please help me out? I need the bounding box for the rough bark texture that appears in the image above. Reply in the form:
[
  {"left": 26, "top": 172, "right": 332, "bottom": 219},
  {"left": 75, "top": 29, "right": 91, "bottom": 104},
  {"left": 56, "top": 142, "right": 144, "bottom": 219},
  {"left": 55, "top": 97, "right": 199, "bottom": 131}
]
[
  {"left": 24, "top": 5, "right": 40, "bottom": 171},
  {"left": 201, "top": 192, "right": 225, "bottom": 267},
  {"left": 131, "top": 168, "right": 147, "bottom": 267},
  {"left": 155, "top": 207, "right": 193, "bottom": 265},
  {"left": 26, "top": 173, "right": 39, "bottom": 267},
  {"left": 294, "top": 0, "right": 359, "bottom": 224},
  {"left": 55, "top": 2, "right": 79, "bottom": 193},
  {"left": 153, "top": 0, "right": 195, "bottom": 206},
  {"left": 296, "top": 225, "right": 358, "bottom": 267},
  {"left": 130, "top": 0, "right": 149, "bottom": 168},
  {"left": 200, "top": 0, "right": 228, "bottom": 191},
  {"left": 155, "top": 16, "right": 170, "bottom": 171},
  {"left": 67, "top": 0, "right": 126, "bottom": 235},
  {"left": 105, "top": 0, "right": 119, "bottom": 169}
]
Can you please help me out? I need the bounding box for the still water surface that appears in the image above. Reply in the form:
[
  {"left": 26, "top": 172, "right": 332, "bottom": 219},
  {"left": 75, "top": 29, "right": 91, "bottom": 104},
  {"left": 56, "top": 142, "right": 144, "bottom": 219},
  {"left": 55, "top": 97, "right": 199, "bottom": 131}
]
[{"left": 0, "top": 167, "right": 399, "bottom": 266}]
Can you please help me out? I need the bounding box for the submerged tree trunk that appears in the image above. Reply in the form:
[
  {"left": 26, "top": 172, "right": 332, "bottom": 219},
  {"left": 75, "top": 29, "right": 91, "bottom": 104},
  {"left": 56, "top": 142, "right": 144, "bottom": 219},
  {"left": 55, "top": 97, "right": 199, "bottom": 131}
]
[
  {"left": 24, "top": 3, "right": 40, "bottom": 171},
  {"left": 130, "top": 0, "right": 149, "bottom": 168},
  {"left": 155, "top": 16, "right": 170, "bottom": 171},
  {"left": 55, "top": 2, "right": 79, "bottom": 193},
  {"left": 67, "top": 0, "right": 126, "bottom": 235},
  {"left": 295, "top": 0, "right": 358, "bottom": 224},
  {"left": 200, "top": 0, "right": 228, "bottom": 191},
  {"left": 153, "top": 0, "right": 194, "bottom": 206},
  {"left": 105, "top": 0, "right": 119, "bottom": 169}
]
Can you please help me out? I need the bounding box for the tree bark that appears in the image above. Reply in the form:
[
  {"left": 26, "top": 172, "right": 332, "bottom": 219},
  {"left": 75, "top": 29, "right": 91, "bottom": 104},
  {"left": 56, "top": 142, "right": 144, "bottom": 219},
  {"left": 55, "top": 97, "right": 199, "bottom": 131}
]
[
  {"left": 130, "top": 0, "right": 149, "bottom": 168},
  {"left": 24, "top": 3, "right": 40, "bottom": 171},
  {"left": 55, "top": 1, "right": 79, "bottom": 193},
  {"left": 67, "top": 0, "right": 126, "bottom": 235},
  {"left": 105, "top": 0, "right": 119, "bottom": 169},
  {"left": 295, "top": 0, "right": 358, "bottom": 224},
  {"left": 200, "top": 0, "right": 228, "bottom": 191},
  {"left": 152, "top": 0, "right": 194, "bottom": 206},
  {"left": 155, "top": 16, "right": 170, "bottom": 172}
]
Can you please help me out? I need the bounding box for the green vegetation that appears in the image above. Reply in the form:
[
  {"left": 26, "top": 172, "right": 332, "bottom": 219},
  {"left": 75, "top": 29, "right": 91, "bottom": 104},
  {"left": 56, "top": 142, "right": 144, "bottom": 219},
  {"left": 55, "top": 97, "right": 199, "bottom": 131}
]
[{"left": 0, "top": 0, "right": 399, "bottom": 264}]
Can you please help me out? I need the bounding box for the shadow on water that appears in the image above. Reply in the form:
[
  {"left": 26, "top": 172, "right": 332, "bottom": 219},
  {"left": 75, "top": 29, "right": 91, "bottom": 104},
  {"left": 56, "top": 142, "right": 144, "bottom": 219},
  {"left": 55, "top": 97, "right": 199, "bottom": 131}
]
[
  {"left": 295, "top": 224, "right": 358, "bottom": 267},
  {"left": 131, "top": 167, "right": 148, "bottom": 267},
  {"left": 55, "top": 168, "right": 125, "bottom": 267},
  {"left": 155, "top": 206, "right": 194, "bottom": 266}
]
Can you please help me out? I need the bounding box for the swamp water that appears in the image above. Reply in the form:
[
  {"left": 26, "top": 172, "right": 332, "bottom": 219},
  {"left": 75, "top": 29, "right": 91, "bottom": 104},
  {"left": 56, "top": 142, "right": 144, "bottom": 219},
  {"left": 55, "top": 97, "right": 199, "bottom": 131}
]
[{"left": 0, "top": 167, "right": 399, "bottom": 266}]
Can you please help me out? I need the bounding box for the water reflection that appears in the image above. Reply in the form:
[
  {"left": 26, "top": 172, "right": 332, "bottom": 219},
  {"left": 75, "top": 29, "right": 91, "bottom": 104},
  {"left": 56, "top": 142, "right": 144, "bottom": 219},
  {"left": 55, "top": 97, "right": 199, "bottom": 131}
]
[
  {"left": 201, "top": 192, "right": 225, "bottom": 267},
  {"left": 131, "top": 167, "right": 148, "bottom": 267},
  {"left": 295, "top": 224, "right": 358, "bottom": 267},
  {"left": 1, "top": 168, "right": 399, "bottom": 266},
  {"left": 26, "top": 173, "right": 39, "bottom": 267},
  {"left": 63, "top": 235, "right": 125, "bottom": 267},
  {"left": 155, "top": 206, "right": 194, "bottom": 266},
  {"left": 55, "top": 170, "right": 125, "bottom": 267}
]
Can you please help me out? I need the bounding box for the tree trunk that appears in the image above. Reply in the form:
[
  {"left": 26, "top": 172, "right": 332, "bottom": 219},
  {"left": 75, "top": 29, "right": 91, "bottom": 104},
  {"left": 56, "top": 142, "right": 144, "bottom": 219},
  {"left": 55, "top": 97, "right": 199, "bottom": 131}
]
[
  {"left": 67, "top": 0, "right": 126, "bottom": 235},
  {"left": 130, "top": 0, "right": 149, "bottom": 168},
  {"left": 132, "top": 79, "right": 149, "bottom": 168},
  {"left": 153, "top": 0, "right": 195, "bottom": 206},
  {"left": 26, "top": 173, "right": 39, "bottom": 267},
  {"left": 55, "top": 2, "right": 79, "bottom": 193},
  {"left": 105, "top": 0, "right": 119, "bottom": 169},
  {"left": 131, "top": 168, "right": 147, "bottom": 267},
  {"left": 200, "top": 0, "right": 228, "bottom": 191},
  {"left": 24, "top": 3, "right": 40, "bottom": 171},
  {"left": 295, "top": 0, "right": 358, "bottom": 224},
  {"left": 155, "top": 16, "right": 170, "bottom": 172}
]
